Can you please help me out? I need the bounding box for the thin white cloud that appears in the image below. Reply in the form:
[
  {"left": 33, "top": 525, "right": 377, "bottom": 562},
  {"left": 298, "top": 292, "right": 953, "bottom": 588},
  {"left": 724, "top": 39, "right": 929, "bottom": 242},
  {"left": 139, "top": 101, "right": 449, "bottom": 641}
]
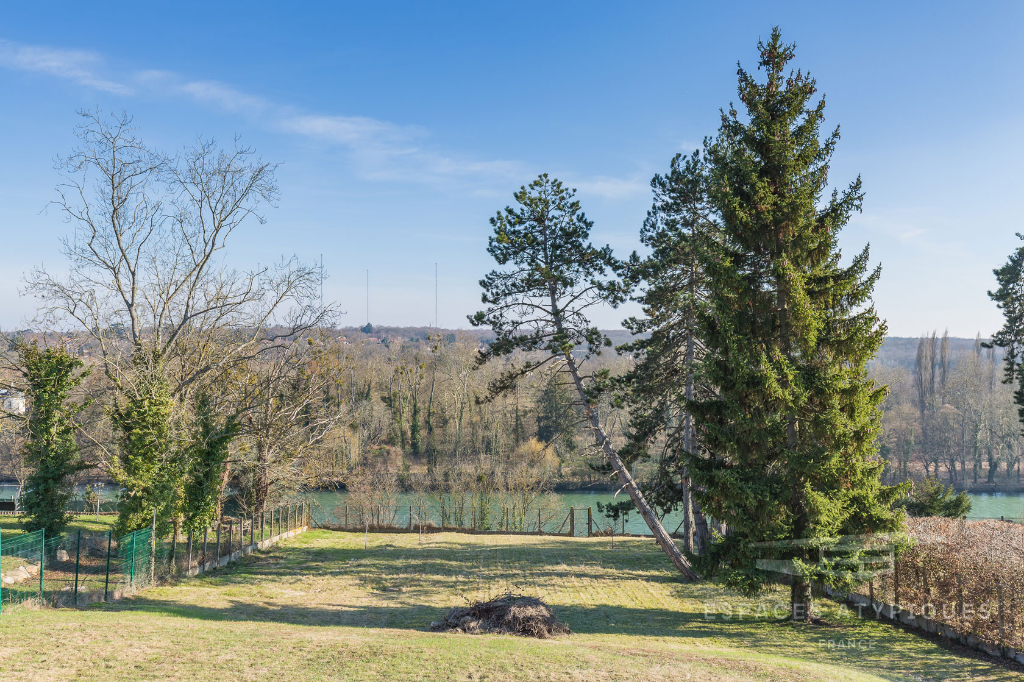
[
  {"left": 0, "top": 39, "right": 131, "bottom": 95},
  {"left": 0, "top": 37, "right": 641, "bottom": 196},
  {"left": 137, "top": 70, "right": 271, "bottom": 114},
  {"left": 279, "top": 114, "right": 424, "bottom": 149}
]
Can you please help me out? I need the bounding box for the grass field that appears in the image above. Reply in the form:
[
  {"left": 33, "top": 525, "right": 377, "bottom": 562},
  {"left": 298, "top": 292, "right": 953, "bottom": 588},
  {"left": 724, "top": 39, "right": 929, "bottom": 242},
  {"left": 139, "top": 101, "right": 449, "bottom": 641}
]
[
  {"left": 0, "top": 529, "right": 1019, "bottom": 681},
  {"left": 0, "top": 514, "right": 117, "bottom": 536}
]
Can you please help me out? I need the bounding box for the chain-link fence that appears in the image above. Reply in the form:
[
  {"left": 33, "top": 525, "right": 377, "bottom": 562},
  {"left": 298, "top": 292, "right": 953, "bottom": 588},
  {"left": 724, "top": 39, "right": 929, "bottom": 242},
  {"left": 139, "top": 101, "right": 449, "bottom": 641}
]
[
  {"left": 0, "top": 529, "right": 43, "bottom": 610},
  {"left": 0, "top": 502, "right": 310, "bottom": 614}
]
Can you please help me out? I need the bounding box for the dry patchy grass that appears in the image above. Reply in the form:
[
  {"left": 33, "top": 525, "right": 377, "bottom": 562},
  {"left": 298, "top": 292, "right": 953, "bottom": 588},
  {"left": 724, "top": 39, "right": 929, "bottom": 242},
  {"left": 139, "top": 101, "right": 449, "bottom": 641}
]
[{"left": 0, "top": 530, "right": 1019, "bottom": 681}]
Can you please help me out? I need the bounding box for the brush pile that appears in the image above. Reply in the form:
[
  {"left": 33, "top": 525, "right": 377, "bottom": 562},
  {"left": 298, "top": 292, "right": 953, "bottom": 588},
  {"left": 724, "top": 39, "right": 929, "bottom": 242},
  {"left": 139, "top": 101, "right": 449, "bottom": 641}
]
[{"left": 430, "top": 593, "right": 570, "bottom": 638}]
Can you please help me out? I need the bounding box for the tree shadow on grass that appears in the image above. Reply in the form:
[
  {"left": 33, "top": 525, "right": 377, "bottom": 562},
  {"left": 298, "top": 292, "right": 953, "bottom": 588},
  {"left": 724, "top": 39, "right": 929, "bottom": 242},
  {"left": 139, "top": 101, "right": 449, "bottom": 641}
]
[
  {"left": 108, "top": 596, "right": 1004, "bottom": 682},
  {"left": 107, "top": 533, "right": 1020, "bottom": 682},
  {"left": 231, "top": 535, "right": 682, "bottom": 585}
]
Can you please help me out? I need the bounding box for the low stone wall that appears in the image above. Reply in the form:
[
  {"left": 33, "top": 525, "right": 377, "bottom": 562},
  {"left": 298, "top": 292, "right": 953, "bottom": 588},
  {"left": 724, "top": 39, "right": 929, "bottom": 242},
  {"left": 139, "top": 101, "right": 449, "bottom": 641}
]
[{"left": 184, "top": 525, "right": 308, "bottom": 577}]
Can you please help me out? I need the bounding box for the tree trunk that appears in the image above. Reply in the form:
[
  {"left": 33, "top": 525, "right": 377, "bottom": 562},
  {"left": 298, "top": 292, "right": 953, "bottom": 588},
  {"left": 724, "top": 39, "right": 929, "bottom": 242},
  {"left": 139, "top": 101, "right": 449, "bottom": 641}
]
[
  {"left": 563, "top": 351, "right": 698, "bottom": 581},
  {"left": 692, "top": 497, "right": 709, "bottom": 555},
  {"left": 681, "top": 324, "right": 696, "bottom": 554},
  {"left": 791, "top": 576, "right": 812, "bottom": 621},
  {"left": 253, "top": 444, "right": 271, "bottom": 516}
]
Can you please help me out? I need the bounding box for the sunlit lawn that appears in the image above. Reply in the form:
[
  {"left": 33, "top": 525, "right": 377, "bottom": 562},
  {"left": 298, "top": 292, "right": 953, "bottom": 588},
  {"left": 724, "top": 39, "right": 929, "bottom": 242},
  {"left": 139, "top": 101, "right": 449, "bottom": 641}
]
[
  {"left": 0, "top": 530, "right": 1018, "bottom": 681},
  {"left": 0, "top": 514, "right": 117, "bottom": 537}
]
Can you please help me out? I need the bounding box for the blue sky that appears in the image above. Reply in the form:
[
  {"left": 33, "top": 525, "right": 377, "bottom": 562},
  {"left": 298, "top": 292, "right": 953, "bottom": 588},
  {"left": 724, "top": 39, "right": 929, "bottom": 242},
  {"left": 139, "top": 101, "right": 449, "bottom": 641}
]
[{"left": 0, "top": 2, "right": 1021, "bottom": 335}]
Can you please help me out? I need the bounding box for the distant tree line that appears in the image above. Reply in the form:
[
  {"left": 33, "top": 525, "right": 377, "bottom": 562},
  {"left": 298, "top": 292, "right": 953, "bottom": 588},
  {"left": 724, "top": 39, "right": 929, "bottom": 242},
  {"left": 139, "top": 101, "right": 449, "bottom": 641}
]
[{"left": 873, "top": 332, "right": 1022, "bottom": 487}]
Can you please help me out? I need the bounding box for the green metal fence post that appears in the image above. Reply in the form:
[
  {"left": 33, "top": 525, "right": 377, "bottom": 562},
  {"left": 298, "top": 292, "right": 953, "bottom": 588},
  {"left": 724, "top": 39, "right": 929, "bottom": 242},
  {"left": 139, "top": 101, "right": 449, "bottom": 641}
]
[
  {"left": 129, "top": 532, "right": 137, "bottom": 592},
  {"left": 215, "top": 524, "right": 221, "bottom": 568},
  {"left": 73, "top": 530, "right": 82, "bottom": 606},
  {"left": 150, "top": 509, "right": 157, "bottom": 586},
  {"left": 203, "top": 527, "right": 208, "bottom": 572},
  {"left": 104, "top": 530, "right": 112, "bottom": 601},
  {"left": 39, "top": 528, "right": 45, "bottom": 607},
  {"left": 261, "top": 511, "right": 265, "bottom": 542},
  {"left": 1, "top": 525, "right": 4, "bottom": 616},
  {"left": 171, "top": 530, "right": 178, "bottom": 576}
]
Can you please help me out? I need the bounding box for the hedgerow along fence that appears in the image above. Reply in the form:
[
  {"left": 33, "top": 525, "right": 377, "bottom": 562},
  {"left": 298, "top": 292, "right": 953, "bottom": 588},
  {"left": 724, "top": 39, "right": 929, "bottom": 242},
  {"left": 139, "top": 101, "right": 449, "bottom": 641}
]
[
  {"left": 864, "top": 517, "right": 1024, "bottom": 652},
  {"left": 320, "top": 503, "right": 659, "bottom": 538},
  {"left": 0, "top": 502, "right": 310, "bottom": 613}
]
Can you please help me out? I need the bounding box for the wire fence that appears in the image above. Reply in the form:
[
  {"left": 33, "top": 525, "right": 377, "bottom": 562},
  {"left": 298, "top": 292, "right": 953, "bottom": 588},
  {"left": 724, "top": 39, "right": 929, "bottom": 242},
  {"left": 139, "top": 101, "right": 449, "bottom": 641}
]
[
  {"left": 318, "top": 503, "right": 653, "bottom": 538},
  {"left": 0, "top": 502, "right": 310, "bottom": 614}
]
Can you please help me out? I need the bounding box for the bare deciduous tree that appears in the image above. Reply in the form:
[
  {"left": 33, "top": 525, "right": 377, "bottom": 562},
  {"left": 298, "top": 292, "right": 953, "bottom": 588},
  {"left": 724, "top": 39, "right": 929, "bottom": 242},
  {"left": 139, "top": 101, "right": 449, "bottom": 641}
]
[{"left": 26, "top": 110, "right": 333, "bottom": 396}]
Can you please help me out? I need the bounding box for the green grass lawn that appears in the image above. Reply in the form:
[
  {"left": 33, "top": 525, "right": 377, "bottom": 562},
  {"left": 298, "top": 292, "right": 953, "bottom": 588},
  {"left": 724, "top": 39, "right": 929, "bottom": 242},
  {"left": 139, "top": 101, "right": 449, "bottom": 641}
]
[
  {"left": 0, "top": 514, "right": 117, "bottom": 537},
  {"left": 0, "top": 530, "right": 1018, "bottom": 681}
]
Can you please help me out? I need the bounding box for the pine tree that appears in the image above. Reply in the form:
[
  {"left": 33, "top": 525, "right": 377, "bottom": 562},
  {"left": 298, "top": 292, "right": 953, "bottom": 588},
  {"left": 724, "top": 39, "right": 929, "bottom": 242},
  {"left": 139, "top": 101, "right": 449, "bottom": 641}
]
[
  {"left": 686, "top": 29, "right": 905, "bottom": 619},
  {"left": 470, "top": 173, "right": 698, "bottom": 580},
  {"left": 985, "top": 234, "right": 1024, "bottom": 427},
  {"left": 17, "top": 342, "right": 91, "bottom": 537},
  {"left": 620, "top": 150, "right": 717, "bottom": 555}
]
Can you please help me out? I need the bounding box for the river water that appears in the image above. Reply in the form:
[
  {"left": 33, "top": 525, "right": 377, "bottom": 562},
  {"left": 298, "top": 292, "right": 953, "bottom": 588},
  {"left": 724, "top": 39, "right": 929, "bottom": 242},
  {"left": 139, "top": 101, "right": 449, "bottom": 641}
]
[
  {"left": 301, "top": 489, "right": 1024, "bottom": 535},
  {"left": 4, "top": 484, "right": 1022, "bottom": 534}
]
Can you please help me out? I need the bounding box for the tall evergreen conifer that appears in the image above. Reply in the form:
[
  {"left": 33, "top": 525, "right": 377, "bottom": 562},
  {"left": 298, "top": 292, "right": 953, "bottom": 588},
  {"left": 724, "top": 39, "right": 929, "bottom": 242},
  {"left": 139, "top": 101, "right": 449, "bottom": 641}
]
[{"left": 687, "top": 29, "right": 904, "bottom": 619}]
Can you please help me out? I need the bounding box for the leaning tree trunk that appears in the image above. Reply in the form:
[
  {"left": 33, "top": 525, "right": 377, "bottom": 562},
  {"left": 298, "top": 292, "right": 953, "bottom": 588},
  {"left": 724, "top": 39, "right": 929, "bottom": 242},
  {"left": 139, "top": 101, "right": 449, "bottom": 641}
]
[{"left": 562, "top": 352, "right": 698, "bottom": 581}]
